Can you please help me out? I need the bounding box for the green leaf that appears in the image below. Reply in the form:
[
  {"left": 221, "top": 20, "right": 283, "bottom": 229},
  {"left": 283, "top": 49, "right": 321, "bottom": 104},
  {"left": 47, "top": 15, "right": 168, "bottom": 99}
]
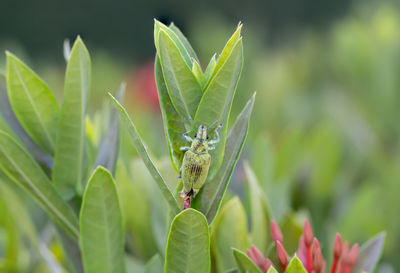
[
  {"left": 144, "top": 254, "right": 164, "bottom": 273},
  {"left": 52, "top": 36, "right": 91, "bottom": 199},
  {"left": 94, "top": 82, "right": 125, "bottom": 174},
  {"left": 63, "top": 39, "right": 71, "bottom": 62},
  {"left": 165, "top": 208, "right": 210, "bottom": 273},
  {"left": 211, "top": 197, "right": 249, "bottom": 273},
  {"left": 154, "top": 20, "right": 193, "bottom": 67},
  {"left": 157, "top": 30, "right": 203, "bottom": 123},
  {"left": 280, "top": 213, "right": 303, "bottom": 254},
  {"left": 169, "top": 23, "right": 200, "bottom": 63},
  {"left": 250, "top": 135, "right": 274, "bottom": 208},
  {"left": 232, "top": 248, "right": 263, "bottom": 273},
  {"left": 55, "top": 227, "right": 84, "bottom": 273},
  {"left": 194, "top": 33, "right": 243, "bottom": 177},
  {"left": 223, "top": 270, "right": 239, "bottom": 273},
  {"left": 83, "top": 129, "right": 97, "bottom": 185},
  {"left": 244, "top": 161, "right": 271, "bottom": 253},
  {"left": 0, "top": 76, "right": 52, "bottom": 168},
  {"left": 80, "top": 167, "right": 126, "bottom": 273},
  {"left": 285, "top": 256, "right": 307, "bottom": 273},
  {"left": 352, "top": 232, "right": 386, "bottom": 273},
  {"left": 6, "top": 52, "right": 59, "bottom": 154},
  {"left": 0, "top": 130, "right": 79, "bottom": 240},
  {"left": 126, "top": 255, "right": 144, "bottom": 273},
  {"left": 192, "top": 59, "right": 206, "bottom": 88},
  {"left": 154, "top": 57, "right": 186, "bottom": 172},
  {"left": 109, "top": 93, "right": 181, "bottom": 215},
  {"left": 0, "top": 178, "right": 38, "bottom": 246},
  {"left": 149, "top": 159, "right": 177, "bottom": 257},
  {"left": 194, "top": 23, "right": 242, "bottom": 122},
  {"left": 209, "top": 24, "right": 242, "bottom": 83},
  {"left": 204, "top": 54, "right": 217, "bottom": 84},
  {"left": 306, "top": 126, "right": 341, "bottom": 198},
  {"left": 0, "top": 176, "right": 40, "bottom": 271},
  {"left": 199, "top": 93, "right": 255, "bottom": 223},
  {"left": 0, "top": 184, "right": 21, "bottom": 271},
  {"left": 267, "top": 267, "right": 278, "bottom": 273},
  {"left": 115, "top": 160, "right": 158, "bottom": 259}
]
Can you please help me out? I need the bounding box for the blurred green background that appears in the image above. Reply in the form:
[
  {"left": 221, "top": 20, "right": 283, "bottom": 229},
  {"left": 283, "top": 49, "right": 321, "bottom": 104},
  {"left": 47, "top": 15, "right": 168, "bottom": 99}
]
[{"left": 1, "top": 0, "right": 400, "bottom": 271}]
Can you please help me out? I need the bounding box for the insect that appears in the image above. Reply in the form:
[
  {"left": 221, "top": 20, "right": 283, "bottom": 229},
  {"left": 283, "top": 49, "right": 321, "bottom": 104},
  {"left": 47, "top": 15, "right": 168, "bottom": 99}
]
[{"left": 179, "top": 122, "right": 222, "bottom": 209}]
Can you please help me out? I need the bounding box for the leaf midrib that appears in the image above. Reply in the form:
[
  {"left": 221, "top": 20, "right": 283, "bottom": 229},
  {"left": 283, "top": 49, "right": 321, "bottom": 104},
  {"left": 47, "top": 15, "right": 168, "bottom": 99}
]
[
  {"left": 75, "top": 46, "right": 86, "bottom": 188},
  {"left": 110, "top": 95, "right": 181, "bottom": 214},
  {"left": 100, "top": 183, "right": 114, "bottom": 273},
  {"left": 11, "top": 60, "right": 55, "bottom": 150},
  {"left": 0, "top": 141, "right": 78, "bottom": 238},
  {"left": 194, "top": 38, "right": 242, "bottom": 123},
  {"left": 160, "top": 32, "right": 195, "bottom": 121}
]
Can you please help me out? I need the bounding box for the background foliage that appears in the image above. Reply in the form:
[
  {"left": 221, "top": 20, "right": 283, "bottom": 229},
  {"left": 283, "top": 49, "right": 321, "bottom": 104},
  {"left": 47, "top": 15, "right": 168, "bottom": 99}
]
[{"left": 0, "top": 0, "right": 399, "bottom": 272}]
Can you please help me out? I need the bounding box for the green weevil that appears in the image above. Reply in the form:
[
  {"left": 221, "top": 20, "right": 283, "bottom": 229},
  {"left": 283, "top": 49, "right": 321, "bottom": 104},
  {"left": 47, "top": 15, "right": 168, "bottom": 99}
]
[{"left": 179, "top": 123, "right": 222, "bottom": 207}]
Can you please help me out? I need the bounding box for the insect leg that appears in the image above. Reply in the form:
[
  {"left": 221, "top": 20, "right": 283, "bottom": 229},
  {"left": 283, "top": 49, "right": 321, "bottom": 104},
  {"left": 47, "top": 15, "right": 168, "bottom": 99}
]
[
  {"left": 182, "top": 189, "right": 193, "bottom": 209},
  {"left": 208, "top": 124, "right": 222, "bottom": 145},
  {"left": 182, "top": 131, "right": 194, "bottom": 142},
  {"left": 183, "top": 196, "right": 191, "bottom": 209},
  {"left": 180, "top": 146, "right": 191, "bottom": 151},
  {"left": 177, "top": 168, "right": 182, "bottom": 178}
]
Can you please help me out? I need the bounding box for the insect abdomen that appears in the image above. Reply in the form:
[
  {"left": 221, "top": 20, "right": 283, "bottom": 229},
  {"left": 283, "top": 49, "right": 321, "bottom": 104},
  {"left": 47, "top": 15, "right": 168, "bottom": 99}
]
[
  {"left": 188, "top": 164, "right": 203, "bottom": 179},
  {"left": 181, "top": 151, "right": 210, "bottom": 195}
]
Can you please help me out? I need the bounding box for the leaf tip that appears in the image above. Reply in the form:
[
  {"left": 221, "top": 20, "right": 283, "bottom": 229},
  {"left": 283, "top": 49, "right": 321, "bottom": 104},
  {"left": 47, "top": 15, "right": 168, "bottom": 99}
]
[
  {"left": 108, "top": 91, "right": 116, "bottom": 99},
  {"left": 154, "top": 18, "right": 166, "bottom": 30},
  {"left": 108, "top": 92, "right": 120, "bottom": 108},
  {"left": 5, "top": 50, "right": 16, "bottom": 61},
  {"left": 154, "top": 18, "right": 163, "bottom": 24},
  {"left": 92, "top": 165, "right": 109, "bottom": 176},
  {"left": 71, "top": 35, "right": 88, "bottom": 52},
  {"left": 236, "top": 22, "right": 243, "bottom": 36}
]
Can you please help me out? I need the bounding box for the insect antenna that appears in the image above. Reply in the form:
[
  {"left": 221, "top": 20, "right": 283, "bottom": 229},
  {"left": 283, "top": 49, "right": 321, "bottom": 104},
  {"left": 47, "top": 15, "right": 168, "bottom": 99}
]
[
  {"left": 187, "top": 115, "right": 198, "bottom": 130},
  {"left": 208, "top": 120, "right": 219, "bottom": 130}
]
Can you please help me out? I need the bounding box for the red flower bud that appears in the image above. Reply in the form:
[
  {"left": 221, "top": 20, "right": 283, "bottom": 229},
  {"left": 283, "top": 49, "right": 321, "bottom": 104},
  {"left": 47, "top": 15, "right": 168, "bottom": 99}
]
[
  {"left": 312, "top": 237, "right": 320, "bottom": 252},
  {"left": 265, "top": 259, "right": 273, "bottom": 269},
  {"left": 247, "top": 248, "right": 256, "bottom": 263},
  {"left": 342, "top": 241, "right": 349, "bottom": 259},
  {"left": 261, "top": 259, "right": 273, "bottom": 273},
  {"left": 271, "top": 220, "right": 283, "bottom": 243},
  {"left": 276, "top": 240, "right": 288, "bottom": 271},
  {"left": 252, "top": 244, "right": 267, "bottom": 267},
  {"left": 297, "top": 235, "right": 307, "bottom": 266},
  {"left": 347, "top": 244, "right": 359, "bottom": 267},
  {"left": 331, "top": 233, "right": 342, "bottom": 273},
  {"left": 312, "top": 238, "right": 323, "bottom": 273},
  {"left": 247, "top": 245, "right": 273, "bottom": 273},
  {"left": 303, "top": 220, "right": 313, "bottom": 247},
  {"left": 338, "top": 241, "right": 349, "bottom": 273},
  {"left": 333, "top": 233, "right": 342, "bottom": 259}
]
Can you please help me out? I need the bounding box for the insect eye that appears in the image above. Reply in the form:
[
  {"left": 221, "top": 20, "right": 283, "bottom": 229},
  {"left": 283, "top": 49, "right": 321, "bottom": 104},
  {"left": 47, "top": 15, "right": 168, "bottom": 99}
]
[
  {"left": 207, "top": 135, "right": 209, "bottom": 139},
  {"left": 194, "top": 134, "right": 197, "bottom": 138}
]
